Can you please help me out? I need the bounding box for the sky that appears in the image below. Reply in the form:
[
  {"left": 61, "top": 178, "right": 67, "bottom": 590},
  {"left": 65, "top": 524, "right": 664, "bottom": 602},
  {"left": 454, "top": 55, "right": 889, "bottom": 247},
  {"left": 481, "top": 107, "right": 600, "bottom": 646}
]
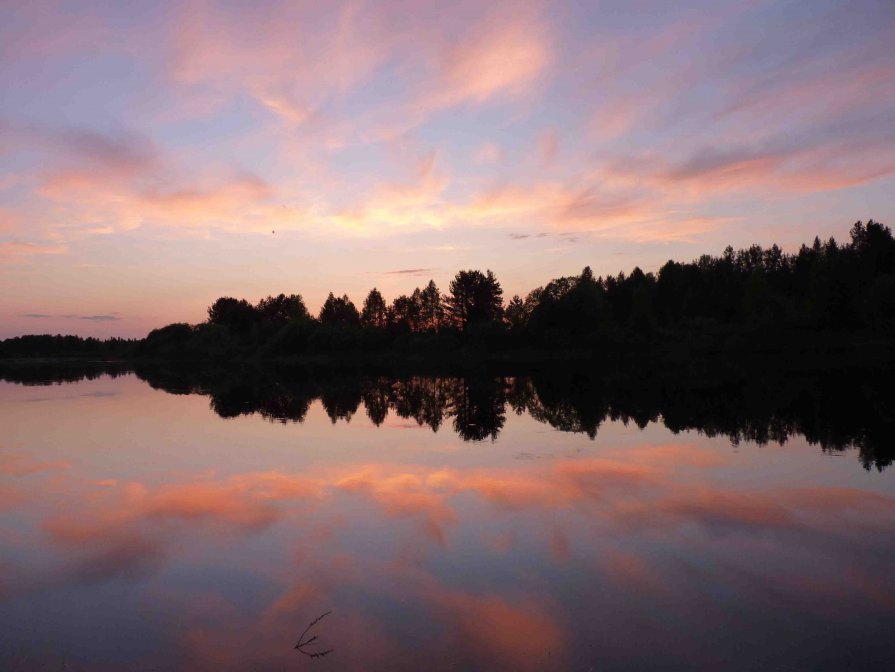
[{"left": 1, "top": 0, "right": 894, "bottom": 338}]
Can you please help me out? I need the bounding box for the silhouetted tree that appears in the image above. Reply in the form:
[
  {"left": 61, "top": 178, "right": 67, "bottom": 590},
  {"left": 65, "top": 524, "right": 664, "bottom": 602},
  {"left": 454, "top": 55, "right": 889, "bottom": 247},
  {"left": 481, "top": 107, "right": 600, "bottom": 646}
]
[
  {"left": 257, "top": 293, "right": 310, "bottom": 325},
  {"left": 319, "top": 293, "right": 360, "bottom": 327},
  {"left": 207, "top": 297, "right": 259, "bottom": 333},
  {"left": 361, "top": 288, "right": 388, "bottom": 328},
  {"left": 504, "top": 294, "right": 526, "bottom": 331},
  {"left": 418, "top": 280, "right": 444, "bottom": 331},
  {"left": 389, "top": 293, "right": 421, "bottom": 332},
  {"left": 445, "top": 269, "right": 503, "bottom": 330},
  {"left": 528, "top": 267, "right": 611, "bottom": 341},
  {"left": 140, "top": 323, "right": 197, "bottom": 357}
]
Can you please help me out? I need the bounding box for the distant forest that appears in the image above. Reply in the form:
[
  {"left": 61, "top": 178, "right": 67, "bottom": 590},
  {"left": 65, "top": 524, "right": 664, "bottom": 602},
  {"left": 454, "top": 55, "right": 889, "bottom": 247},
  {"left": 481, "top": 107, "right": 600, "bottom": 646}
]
[{"left": 2, "top": 220, "right": 894, "bottom": 360}]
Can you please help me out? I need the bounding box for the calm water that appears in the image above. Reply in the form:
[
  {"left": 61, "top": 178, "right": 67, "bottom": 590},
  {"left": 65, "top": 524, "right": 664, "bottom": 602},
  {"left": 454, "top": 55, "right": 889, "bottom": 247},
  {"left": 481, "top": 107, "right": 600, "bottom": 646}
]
[{"left": 1, "top": 368, "right": 894, "bottom": 671}]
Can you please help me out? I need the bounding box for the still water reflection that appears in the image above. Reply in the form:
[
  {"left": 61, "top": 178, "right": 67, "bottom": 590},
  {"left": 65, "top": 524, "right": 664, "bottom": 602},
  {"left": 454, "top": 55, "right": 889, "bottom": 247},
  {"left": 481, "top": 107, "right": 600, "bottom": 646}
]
[{"left": 1, "top": 368, "right": 894, "bottom": 670}]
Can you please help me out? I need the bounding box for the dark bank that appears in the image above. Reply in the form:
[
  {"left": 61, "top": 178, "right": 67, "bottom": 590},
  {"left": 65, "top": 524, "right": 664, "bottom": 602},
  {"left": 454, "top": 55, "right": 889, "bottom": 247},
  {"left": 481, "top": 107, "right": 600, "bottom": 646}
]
[{"left": 2, "top": 221, "right": 894, "bottom": 366}]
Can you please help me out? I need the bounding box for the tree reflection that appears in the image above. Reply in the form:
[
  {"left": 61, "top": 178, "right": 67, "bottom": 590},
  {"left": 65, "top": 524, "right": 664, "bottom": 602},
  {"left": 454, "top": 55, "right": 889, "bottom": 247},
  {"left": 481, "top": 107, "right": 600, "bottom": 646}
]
[
  {"left": 391, "top": 377, "right": 450, "bottom": 432},
  {"left": 361, "top": 377, "right": 391, "bottom": 426},
  {"left": 3, "top": 363, "right": 893, "bottom": 469},
  {"left": 319, "top": 378, "right": 363, "bottom": 424},
  {"left": 446, "top": 377, "right": 506, "bottom": 442}
]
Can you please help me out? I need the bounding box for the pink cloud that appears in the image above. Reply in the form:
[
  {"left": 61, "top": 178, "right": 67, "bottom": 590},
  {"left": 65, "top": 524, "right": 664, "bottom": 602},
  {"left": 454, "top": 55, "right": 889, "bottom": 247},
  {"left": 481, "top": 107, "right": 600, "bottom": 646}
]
[
  {"left": 465, "top": 181, "right": 723, "bottom": 242},
  {"left": 0, "top": 2, "right": 117, "bottom": 62},
  {"left": 416, "top": 10, "right": 550, "bottom": 114},
  {"left": 474, "top": 181, "right": 635, "bottom": 226},
  {"left": 426, "top": 588, "right": 564, "bottom": 671},
  {"left": 539, "top": 128, "right": 558, "bottom": 167},
  {"left": 604, "top": 136, "right": 895, "bottom": 198},
  {"left": 0, "top": 454, "right": 70, "bottom": 476},
  {"left": 1, "top": 123, "right": 315, "bottom": 238},
  {"left": 0, "top": 208, "right": 21, "bottom": 232},
  {"left": 44, "top": 470, "right": 325, "bottom": 549},
  {"left": 165, "top": 0, "right": 550, "bottom": 137},
  {"left": 168, "top": 1, "right": 393, "bottom": 124},
  {"left": 1, "top": 124, "right": 160, "bottom": 179},
  {"left": 65, "top": 463, "right": 888, "bottom": 545},
  {"left": 51, "top": 128, "right": 160, "bottom": 176},
  {"left": 36, "top": 165, "right": 311, "bottom": 234},
  {"left": 713, "top": 52, "right": 895, "bottom": 133},
  {"left": 331, "top": 151, "right": 450, "bottom": 232},
  {"left": 0, "top": 484, "right": 23, "bottom": 512},
  {"left": 0, "top": 241, "right": 67, "bottom": 259},
  {"left": 597, "top": 549, "right": 664, "bottom": 595},
  {"left": 473, "top": 141, "right": 503, "bottom": 165}
]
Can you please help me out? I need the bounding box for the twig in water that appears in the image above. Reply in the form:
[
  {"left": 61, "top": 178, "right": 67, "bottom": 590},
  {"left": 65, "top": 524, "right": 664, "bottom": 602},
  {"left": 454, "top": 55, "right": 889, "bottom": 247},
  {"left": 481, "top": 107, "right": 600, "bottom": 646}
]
[{"left": 295, "top": 611, "right": 334, "bottom": 659}]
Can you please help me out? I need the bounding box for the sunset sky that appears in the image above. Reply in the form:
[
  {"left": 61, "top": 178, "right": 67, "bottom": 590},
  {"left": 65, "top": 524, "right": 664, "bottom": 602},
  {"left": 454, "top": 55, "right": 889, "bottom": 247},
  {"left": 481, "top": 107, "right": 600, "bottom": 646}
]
[{"left": 1, "top": 0, "right": 894, "bottom": 338}]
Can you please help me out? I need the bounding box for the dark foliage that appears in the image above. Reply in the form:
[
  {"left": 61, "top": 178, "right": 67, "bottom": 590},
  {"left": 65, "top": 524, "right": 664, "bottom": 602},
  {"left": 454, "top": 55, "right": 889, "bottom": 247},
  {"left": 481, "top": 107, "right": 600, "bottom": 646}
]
[
  {"left": 0, "top": 334, "right": 135, "bottom": 359},
  {"left": 360, "top": 288, "right": 388, "bottom": 329},
  {"left": 445, "top": 269, "right": 504, "bottom": 329},
  {"left": 4, "top": 221, "right": 894, "bottom": 360},
  {"left": 163, "top": 221, "right": 895, "bottom": 358},
  {"left": 319, "top": 293, "right": 360, "bottom": 327}
]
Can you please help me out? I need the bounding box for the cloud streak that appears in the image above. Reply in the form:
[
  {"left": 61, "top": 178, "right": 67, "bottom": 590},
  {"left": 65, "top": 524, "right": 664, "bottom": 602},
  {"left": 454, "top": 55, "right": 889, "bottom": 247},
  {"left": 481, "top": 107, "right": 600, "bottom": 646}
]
[
  {"left": 0, "top": 242, "right": 67, "bottom": 259},
  {"left": 22, "top": 313, "right": 121, "bottom": 321},
  {"left": 376, "top": 268, "right": 435, "bottom": 276}
]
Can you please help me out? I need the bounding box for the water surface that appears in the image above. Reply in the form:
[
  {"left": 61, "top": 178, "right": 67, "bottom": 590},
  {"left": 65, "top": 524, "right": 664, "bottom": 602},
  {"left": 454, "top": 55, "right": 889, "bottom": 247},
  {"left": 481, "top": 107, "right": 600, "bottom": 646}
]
[{"left": 1, "top": 369, "right": 893, "bottom": 670}]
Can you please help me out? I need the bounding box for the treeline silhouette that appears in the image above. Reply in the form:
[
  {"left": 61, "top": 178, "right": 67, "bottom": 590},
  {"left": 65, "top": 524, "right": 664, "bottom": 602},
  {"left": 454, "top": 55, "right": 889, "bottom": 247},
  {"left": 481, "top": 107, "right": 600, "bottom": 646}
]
[
  {"left": 0, "top": 334, "right": 135, "bottom": 359},
  {"left": 136, "top": 220, "right": 895, "bottom": 358},
  {"left": 2, "top": 221, "right": 893, "bottom": 360},
  {"left": 2, "top": 363, "right": 889, "bottom": 470}
]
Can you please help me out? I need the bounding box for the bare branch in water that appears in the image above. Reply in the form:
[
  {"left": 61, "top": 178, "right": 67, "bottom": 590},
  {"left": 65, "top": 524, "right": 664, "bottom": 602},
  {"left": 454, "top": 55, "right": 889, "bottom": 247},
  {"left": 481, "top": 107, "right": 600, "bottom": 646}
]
[{"left": 295, "top": 611, "right": 334, "bottom": 659}]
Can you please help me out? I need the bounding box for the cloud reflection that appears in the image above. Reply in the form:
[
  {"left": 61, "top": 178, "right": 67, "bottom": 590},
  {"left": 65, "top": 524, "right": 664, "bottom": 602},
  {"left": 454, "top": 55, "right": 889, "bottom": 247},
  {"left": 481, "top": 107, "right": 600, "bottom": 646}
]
[{"left": 2, "top": 399, "right": 894, "bottom": 669}]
